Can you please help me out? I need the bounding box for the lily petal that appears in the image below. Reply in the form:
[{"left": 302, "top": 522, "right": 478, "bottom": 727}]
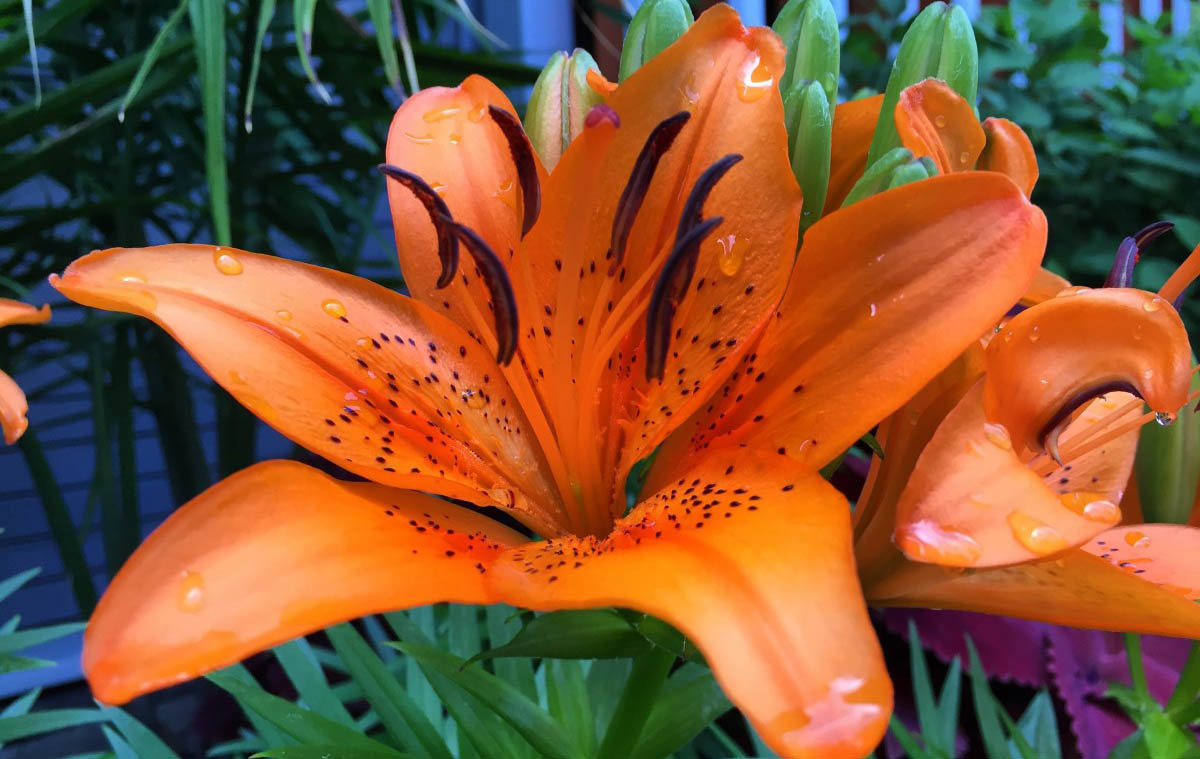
[
  {"left": 978, "top": 117, "right": 1038, "bottom": 197},
  {"left": 1020, "top": 267, "right": 1070, "bottom": 306},
  {"left": 0, "top": 299, "right": 50, "bottom": 326},
  {"left": 869, "top": 528, "right": 1200, "bottom": 638},
  {"left": 385, "top": 75, "right": 543, "bottom": 350},
  {"left": 825, "top": 94, "right": 883, "bottom": 213},
  {"left": 488, "top": 451, "right": 891, "bottom": 759},
  {"left": 84, "top": 460, "right": 527, "bottom": 705},
  {"left": 51, "top": 245, "right": 567, "bottom": 535},
  {"left": 984, "top": 288, "right": 1191, "bottom": 456},
  {"left": 894, "top": 79, "right": 986, "bottom": 175},
  {"left": 893, "top": 381, "right": 1130, "bottom": 568},
  {"left": 650, "top": 172, "right": 1046, "bottom": 488},
  {"left": 0, "top": 299, "right": 49, "bottom": 445}
]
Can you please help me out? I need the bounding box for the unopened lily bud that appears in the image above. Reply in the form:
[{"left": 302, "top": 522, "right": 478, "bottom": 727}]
[
  {"left": 619, "top": 0, "right": 694, "bottom": 81},
  {"left": 866, "top": 1, "right": 978, "bottom": 165},
  {"left": 841, "top": 147, "right": 936, "bottom": 207},
  {"left": 782, "top": 79, "right": 832, "bottom": 229},
  {"left": 1136, "top": 358, "right": 1200, "bottom": 524},
  {"left": 526, "top": 48, "right": 606, "bottom": 170},
  {"left": 773, "top": 0, "right": 840, "bottom": 105}
]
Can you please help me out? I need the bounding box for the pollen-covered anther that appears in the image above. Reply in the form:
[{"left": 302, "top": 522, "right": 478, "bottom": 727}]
[
  {"left": 442, "top": 218, "right": 519, "bottom": 366},
  {"left": 378, "top": 164, "right": 458, "bottom": 288},
  {"left": 486, "top": 105, "right": 541, "bottom": 237},
  {"left": 608, "top": 111, "right": 691, "bottom": 272}
]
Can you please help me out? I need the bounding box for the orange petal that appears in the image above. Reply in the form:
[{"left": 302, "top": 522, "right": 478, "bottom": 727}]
[
  {"left": 1020, "top": 267, "right": 1070, "bottom": 306},
  {"left": 384, "top": 75, "right": 544, "bottom": 350},
  {"left": 893, "top": 79, "right": 986, "bottom": 175},
  {"left": 894, "top": 381, "right": 1129, "bottom": 568},
  {"left": 51, "top": 245, "right": 567, "bottom": 536},
  {"left": 0, "top": 369, "right": 30, "bottom": 444},
  {"left": 0, "top": 299, "right": 50, "bottom": 327},
  {"left": 489, "top": 451, "right": 891, "bottom": 759},
  {"left": 869, "top": 532, "right": 1200, "bottom": 638},
  {"left": 824, "top": 94, "right": 883, "bottom": 213},
  {"left": 649, "top": 172, "right": 1046, "bottom": 488},
  {"left": 84, "top": 460, "right": 526, "bottom": 704},
  {"left": 511, "top": 5, "right": 800, "bottom": 524},
  {"left": 984, "top": 288, "right": 1192, "bottom": 456},
  {"left": 978, "top": 117, "right": 1038, "bottom": 197}
]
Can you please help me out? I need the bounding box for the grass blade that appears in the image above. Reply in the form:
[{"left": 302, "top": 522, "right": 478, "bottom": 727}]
[
  {"left": 365, "top": 0, "right": 401, "bottom": 93},
  {"left": 243, "top": 0, "right": 277, "bottom": 132},
  {"left": 292, "top": 0, "right": 331, "bottom": 103},
  {"left": 21, "top": 0, "right": 41, "bottom": 106},
  {"left": 188, "top": 0, "right": 231, "bottom": 245},
  {"left": 119, "top": 0, "right": 190, "bottom": 122},
  {"left": 273, "top": 638, "right": 355, "bottom": 729}
]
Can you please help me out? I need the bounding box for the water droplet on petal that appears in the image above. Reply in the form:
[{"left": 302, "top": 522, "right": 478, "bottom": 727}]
[
  {"left": 463, "top": 389, "right": 486, "bottom": 409},
  {"left": 983, "top": 422, "right": 1012, "bottom": 451},
  {"left": 1028, "top": 325, "right": 1040, "bottom": 342},
  {"left": 680, "top": 71, "right": 700, "bottom": 106},
  {"left": 430, "top": 181, "right": 448, "bottom": 197},
  {"left": 1155, "top": 411, "right": 1175, "bottom": 426},
  {"left": 735, "top": 55, "right": 773, "bottom": 102},
  {"left": 1059, "top": 491, "right": 1120, "bottom": 523},
  {"left": 277, "top": 309, "right": 293, "bottom": 321},
  {"left": 322, "top": 299, "right": 347, "bottom": 318},
  {"left": 934, "top": 114, "right": 947, "bottom": 128},
  {"left": 403, "top": 132, "right": 436, "bottom": 145},
  {"left": 1144, "top": 296, "right": 1164, "bottom": 312},
  {"left": 118, "top": 273, "right": 146, "bottom": 284},
  {"left": 467, "top": 103, "right": 487, "bottom": 122},
  {"left": 896, "top": 520, "right": 982, "bottom": 566},
  {"left": 1007, "top": 511, "right": 1068, "bottom": 555},
  {"left": 176, "top": 570, "right": 205, "bottom": 613},
  {"left": 716, "top": 234, "right": 745, "bottom": 276},
  {"left": 1124, "top": 530, "right": 1151, "bottom": 548},
  {"left": 355, "top": 337, "right": 370, "bottom": 348},
  {"left": 213, "top": 250, "right": 243, "bottom": 275},
  {"left": 958, "top": 151, "right": 971, "bottom": 165},
  {"left": 423, "top": 106, "right": 461, "bottom": 123},
  {"left": 868, "top": 302, "right": 878, "bottom": 317}
]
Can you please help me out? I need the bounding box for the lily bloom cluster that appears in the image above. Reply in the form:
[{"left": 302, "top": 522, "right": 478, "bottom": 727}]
[{"left": 43, "top": 6, "right": 1200, "bottom": 759}]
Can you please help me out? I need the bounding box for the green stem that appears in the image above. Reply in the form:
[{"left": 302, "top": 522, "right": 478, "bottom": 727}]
[
  {"left": 1126, "top": 633, "right": 1149, "bottom": 699},
  {"left": 1168, "top": 642, "right": 1200, "bottom": 715},
  {"left": 87, "top": 329, "right": 122, "bottom": 577},
  {"left": 596, "top": 645, "right": 676, "bottom": 759}
]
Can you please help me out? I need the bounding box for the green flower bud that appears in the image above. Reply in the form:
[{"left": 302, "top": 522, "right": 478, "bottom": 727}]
[
  {"left": 1136, "top": 357, "right": 1200, "bottom": 524},
  {"left": 865, "top": 1, "right": 978, "bottom": 165},
  {"left": 841, "top": 147, "right": 936, "bottom": 207},
  {"left": 619, "top": 0, "right": 694, "bottom": 81},
  {"left": 525, "top": 48, "right": 605, "bottom": 170},
  {"left": 773, "top": 0, "right": 840, "bottom": 105},
  {"left": 782, "top": 79, "right": 832, "bottom": 229}
]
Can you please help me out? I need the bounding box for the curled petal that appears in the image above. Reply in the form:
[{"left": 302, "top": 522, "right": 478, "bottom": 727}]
[
  {"left": 894, "top": 79, "right": 986, "bottom": 175},
  {"left": 824, "top": 95, "right": 883, "bottom": 213},
  {"left": 488, "top": 452, "right": 891, "bottom": 759},
  {"left": 984, "top": 288, "right": 1192, "bottom": 456},
  {"left": 0, "top": 299, "right": 51, "bottom": 327},
  {"left": 84, "top": 460, "right": 526, "bottom": 704},
  {"left": 977, "top": 117, "right": 1038, "bottom": 197}
]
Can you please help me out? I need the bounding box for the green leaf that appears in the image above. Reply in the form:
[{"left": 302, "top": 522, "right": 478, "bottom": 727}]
[
  {"left": 254, "top": 748, "right": 418, "bottom": 759},
  {"left": 292, "top": 0, "right": 331, "bottom": 103},
  {"left": 0, "top": 687, "right": 40, "bottom": 750},
  {"left": 325, "top": 624, "right": 452, "bottom": 759},
  {"left": 102, "top": 725, "right": 140, "bottom": 759},
  {"left": 1144, "top": 709, "right": 1196, "bottom": 759},
  {"left": 242, "top": 0, "right": 277, "bottom": 132},
  {"left": 630, "top": 665, "right": 731, "bottom": 759},
  {"left": 966, "top": 637, "right": 1009, "bottom": 759},
  {"left": 484, "top": 604, "right": 537, "bottom": 700},
  {"left": 0, "top": 568, "right": 40, "bottom": 605},
  {"left": 469, "top": 609, "right": 649, "bottom": 664},
  {"left": 0, "top": 653, "right": 54, "bottom": 674},
  {"left": 908, "top": 620, "right": 941, "bottom": 751},
  {"left": 188, "top": 0, "right": 231, "bottom": 245},
  {"left": 391, "top": 641, "right": 581, "bottom": 759},
  {"left": 119, "top": 0, "right": 190, "bottom": 122},
  {"left": 207, "top": 668, "right": 397, "bottom": 752},
  {"left": 365, "top": 0, "right": 401, "bottom": 91},
  {"left": 888, "top": 717, "right": 933, "bottom": 759},
  {"left": 0, "top": 621, "right": 85, "bottom": 654},
  {"left": 1167, "top": 643, "right": 1200, "bottom": 715},
  {"left": 0, "top": 709, "right": 107, "bottom": 741},
  {"left": 545, "top": 659, "right": 596, "bottom": 758},
  {"left": 100, "top": 706, "right": 181, "bottom": 759},
  {"left": 935, "top": 657, "right": 963, "bottom": 753},
  {"left": 273, "top": 638, "right": 355, "bottom": 728}
]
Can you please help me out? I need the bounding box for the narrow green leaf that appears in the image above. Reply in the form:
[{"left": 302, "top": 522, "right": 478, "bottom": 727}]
[
  {"left": 888, "top": 717, "right": 932, "bottom": 759},
  {"left": 207, "top": 668, "right": 398, "bottom": 752},
  {"left": 391, "top": 641, "right": 580, "bottom": 759},
  {"left": 630, "top": 665, "right": 731, "bottom": 759},
  {"left": 394, "top": 0, "right": 419, "bottom": 94},
  {"left": 484, "top": 604, "right": 537, "bottom": 700},
  {"left": 586, "top": 658, "right": 631, "bottom": 740},
  {"left": 1017, "top": 691, "right": 1061, "bottom": 759},
  {"left": 87, "top": 333, "right": 122, "bottom": 576},
  {"left": 1144, "top": 709, "right": 1197, "bottom": 759},
  {"left": 966, "top": 637, "right": 1009, "bottom": 759},
  {"left": 935, "top": 656, "right": 963, "bottom": 754},
  {"left": 188, "top": 0, "right": 231, "bottom": 245},
  {"left": 1168, "top": 643, "right": 1200, "bottom": 715},
  {"left": 292, "top": 0, "right": 331, "bottom": 102},
  {"left": 119, "top": 0, "right": 190, "bottom": 121},
  {"left": 325, "top": 624, "right": 452, "bottom": 759},
  {"left": 0, "top": 622, "right": 86, "bottom": 654},
  {"left": 0, "top": 654, "right": 54, "bottom": 674},
  {"left": 0, "top": 709, "right": 107, "bottom": 741},
  {"left": 1128, "top": 633, "right": 1151, "bottom": 700},
  {"left": 470, "top": 609, "right": 648, "bottom": 664},
  {"left": 21, "top": 0, "right": 41, "bottom": 106},
  {"left": 907, "top": 620, "right": 941, "bottom": 751},
  {"left": 365, "top": 0, "right": 401, "bottom": 91},
  {"left": 102, "top": 725, "right": 139, "bottom": 759},
  {"left": 0, "top": 569, "right": 40, "bottom": 605},
  {"left": 545, "top": 659, "right": 596, "bottom": 758},
  {"left": 243, "top": 0, "right": 277, "bottom": 132},
  {"left": 100, "top": 706, "right": 180, "bottom": 759},
  {"left": 273, "top": 638, "right": 355, "bottom": 729},
  {"left": 254, "top": 748, "right": 419, "bottom": 759},
  {"left": 597, "top": 646, "right": 676, "bottom": 759}
]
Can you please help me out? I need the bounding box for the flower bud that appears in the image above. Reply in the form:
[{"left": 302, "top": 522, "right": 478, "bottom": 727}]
[
  {"left": 841, "top": 148, "right": 936, "bottom": 207},
  {"left": 773, "top": 0, "right": 840, "bottom": 105},
  {"left": 866, "top": 1, "right": 979, "bottom": 165},
  {"left": 1136, "top": 357, "right": 1200, "bottom": 524},
  {"left": 525, "top": 48, "right": 606, "bottom": 170},
  {"left": 782, "top": 79, "right": 832, "bottom": 229},
  {"left": 619, "top": 0, "right": 694, "bottom": 81}
]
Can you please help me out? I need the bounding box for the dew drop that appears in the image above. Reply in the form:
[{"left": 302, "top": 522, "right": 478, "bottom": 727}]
[
  {"left": 982, "top": 422, "right": 1012, "bottom": 451},
  {"left": 213, "top": 250, "right": 243, "bottom": 275},
  {"left": 680, "top": 71, "right": 701, "bottom": 105},
  {"left": 322, "top": 299, "right": 347, "bottom": 318},
  {"left": 423, "top": 106, "right": 461, "bottom": 123},
  {"left": 176, "top": 570, "right": 205, "bottom": 613},
  {"left": 1124, "top": 530, "right": 1151, "bottom": 548},
  {"left": 896, "top": 520, "right": 982, "bottom": 566},
  {"left": 735, "top": 55, "right": 773, "bottom": 102},
  {"left": 403, "top": 132, "right": 436, "bottom": 145},
  {"left": 1028, "top": 325, "right": 1040, "bottom": 342},
  {"left": 1059, "top": 491, "right": 1120, "bottom": 523},
  {"left": 934, "top": 114, "right": 947, "bottom": 128},
  {"left": 1143, "top": 296, "right": 1164, "bottom": 312},
  {"left": 118, "top": 273, "right": 146, "bottom": 284},
  {"left": 494, "top": 178, "right": 519, "bottom": 214},
  {"left": 430, "top": 181, "right": 448, "bottom": 197},
  {"left": 463, "top": 389, "right": 486, "bottom": 409},
  {"left": 1007, "top": 511, "right": 1068, "bottom": 555},
  {"left": 1155, "top": 411, "right": 1175, "bottom": 426},
  {"left": 959, "top": 151, "right": 971, "bottom": 165},
  {"left": 448, "top": 132, "right": 462, "bottom": 145},
  {"left": 277, "top": 309, "right": 293, "bottom": 321},
  {"left": 716, "top": 234, "right": 745, "bottom": 276},
  {"left": 467, "top": 103, "right": 487, "bottom": 123},
  {"left": 869, "top": 302, "right": 878, "bottom": 317},
  {"left": 355, "top": 337, "right": 370, "bottom": 348}
]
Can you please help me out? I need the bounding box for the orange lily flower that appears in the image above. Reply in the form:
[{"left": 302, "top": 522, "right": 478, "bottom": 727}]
[
  {"left": 0, "top": 298, "right": 50, "bottom": 444},
  {"left": 50, "top": 8, "right": 1046, "bottom": 758},
  {"left": 855, "top": 241, "right": 1200, "bottom": 640}
]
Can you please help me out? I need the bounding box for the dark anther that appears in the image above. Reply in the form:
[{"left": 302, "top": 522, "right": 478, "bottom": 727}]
[
  {"left": 378, "top": 164, "right": 458, "bottom": 288},
  {"left": 1105, "top": 220, "right": 1174, "bottom": 288},
  {"left": 443, "top": 218, "right": 519, "bottom": 366},
  {"left": 608, "top": 112, "right": 691, "bottom": 273},
  {"left": 675, "top": 154, "right": 743, "bottom": 241},
  {"left": 487, "top": 105, "right": 540, "bottom": 238},
  {"left": 646, "top": 217, "right": 724, "bottom": 382},
  {"left": 1038, "top": 380, "right": 1142, "bottom": 464}
]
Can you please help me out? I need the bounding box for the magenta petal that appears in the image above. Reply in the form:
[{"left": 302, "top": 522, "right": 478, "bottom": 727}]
[{"left": 881, "top": 608, "right": 1050, "bottom": 686}]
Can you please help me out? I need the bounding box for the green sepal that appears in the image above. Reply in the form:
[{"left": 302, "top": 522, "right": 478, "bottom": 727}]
[
  {"left": 619, "top": 0, "right": 693, "bottom": 81},
  {"left": 1136, "top": 355, "right": 1200, "bottom": 524},
  {"left": 782, "top": 79, "right": 833, "bottom": 228},
  {"left": 773, "top": 0, "right": 840, "bottom": 104}
]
